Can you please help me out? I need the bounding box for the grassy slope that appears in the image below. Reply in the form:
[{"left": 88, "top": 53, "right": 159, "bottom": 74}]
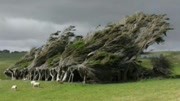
[
  {"left": 0, "top": 79, "right": 179, "bottom": 101},
  {"left": 0, "top": 53, "right": 25, "bottom": 79}
]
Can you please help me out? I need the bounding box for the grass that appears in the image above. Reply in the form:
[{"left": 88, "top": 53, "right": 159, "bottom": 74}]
[
  {"left": 0, "top": 79, "right": 179, "bottom": 101},
  {"left": 0, "top": 53, "right": 25, "bottom": 79},
  {"left": 0, "top": 52, "right": 180, "bottom": 101}
]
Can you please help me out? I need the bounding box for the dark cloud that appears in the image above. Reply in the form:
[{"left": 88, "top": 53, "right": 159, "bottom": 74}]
[
  {"left": 0, "top": 0, "right": 179, "bottom": 51},
  {"left": 0, "top": 17, "right": 91, "bottom": 51}
]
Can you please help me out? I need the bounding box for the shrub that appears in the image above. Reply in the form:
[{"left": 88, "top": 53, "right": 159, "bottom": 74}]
[{"left": 151, "top": 54, "right": 172, "bottom": 77}]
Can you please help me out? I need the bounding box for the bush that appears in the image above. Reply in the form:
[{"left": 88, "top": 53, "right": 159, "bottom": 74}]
[{"left": 151, "top": 54, "right": 172, "bottom": 77}]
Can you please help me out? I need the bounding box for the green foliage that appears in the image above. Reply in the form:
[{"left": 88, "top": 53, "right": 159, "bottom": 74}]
[
  {"left": 67, "top": 40, "right": 88, "bottom": 57},
  {"left": 46, "top": 40, "right": 67, "bottom": 58},
  {"left": 0, "top": 53, "right": 25, "bottom": 79},
  {"left": 14, "top": 60, "right": 32, "bottom": 69},
  {"left": 71, "top": 40, "right": 86, "bottom": 51},
  {"left": 87, "top": 51, "right": 120, "bottom": 68},
  {"left": 13, "top": 54, "right": 34, "bottom": 69},
  {"left": 151, "top": 54, "right": 173, "bottom": 76},
  {"left": 47, "top": 54, "right": 60, "bottom": 67}
]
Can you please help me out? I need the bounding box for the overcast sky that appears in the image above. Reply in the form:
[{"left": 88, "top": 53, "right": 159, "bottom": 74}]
[{"left": 0, "top": 0, "right": 179, "bottom": 51}]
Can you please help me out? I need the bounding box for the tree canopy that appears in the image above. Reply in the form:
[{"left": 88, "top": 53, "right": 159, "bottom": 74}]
[{"left": 4, "top": 12, "right": 173, "bottom": 83}]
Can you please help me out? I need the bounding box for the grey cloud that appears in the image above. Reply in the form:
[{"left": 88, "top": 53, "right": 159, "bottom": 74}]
[
  {"left": 0, "top": 0, "right": 178, "bottom": 24},
  {"left": 0, "top": 0, "right": 179, "bottom": 51},
  {"left": 0, "top": 17, "right": 91, "bottom": 39},
  {"left": 0, "top": 17, "right": 92, "bottom": 50},
  {"left": 0, "top": 39, "right": 40, "bottom": 51}
]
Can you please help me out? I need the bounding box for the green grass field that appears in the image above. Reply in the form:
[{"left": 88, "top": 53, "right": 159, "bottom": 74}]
[
  {"left": 0, "top": 52, "right": 180, "bottom": 101},
  {"left": 0, "top": 79, "right": 179, "bottom": 101}
]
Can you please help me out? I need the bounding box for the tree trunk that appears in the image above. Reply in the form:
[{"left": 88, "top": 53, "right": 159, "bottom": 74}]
[
  {"left": 50, "top": 72, "right": 54, "bottom": 81},
  {"left": 83, "top": 75, "right": 86, "bottom": 84},
  {"left": 38, "top": 70, "right": 42, "bottom": 81},
  {"left": 56, "top": 73, "right": 60, "bottom": 81},
  {"left": 68, "top": 71, "right": 74, "bottom": 82},
  {"left": 11, "top": 72, "right": 15, "bottom": 80},
  {"left": 62, "top": 72, "right": 68, "bottom": 82}
]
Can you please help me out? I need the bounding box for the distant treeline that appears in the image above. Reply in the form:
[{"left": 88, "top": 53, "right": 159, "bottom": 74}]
[{"left": 0, "top": 49, "right": 27, "bottom": 54}]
